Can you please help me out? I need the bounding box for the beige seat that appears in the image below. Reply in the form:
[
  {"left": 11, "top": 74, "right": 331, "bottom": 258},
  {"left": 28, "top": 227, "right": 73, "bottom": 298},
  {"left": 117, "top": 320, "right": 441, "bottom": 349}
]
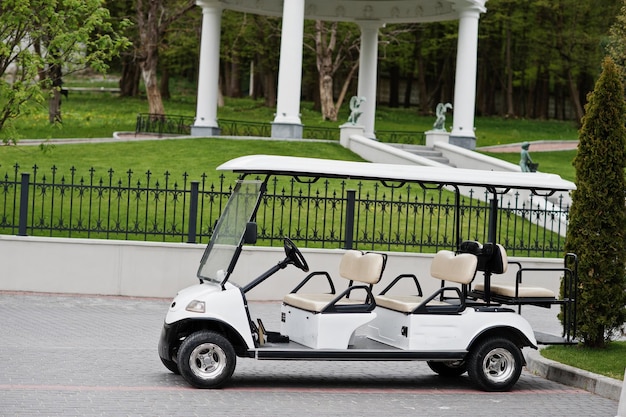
[
  {"left": 283, "top": 250, "right": 386, "bottom": 313},
  {"left": 472, "top": 244, "right": 556, "bottom": 299},
  {"left": 375, "top": 250, "right": 478, "bottom": 313}
]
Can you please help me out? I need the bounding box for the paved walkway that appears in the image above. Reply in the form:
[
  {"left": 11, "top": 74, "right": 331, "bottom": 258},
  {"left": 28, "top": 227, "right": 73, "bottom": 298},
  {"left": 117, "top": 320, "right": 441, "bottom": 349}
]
[
  {"left": 478, "top": 140, "right": 579, "bottom": 153},
  {"left": 0, "top": 291, "right": 621, "bottom": 417}
]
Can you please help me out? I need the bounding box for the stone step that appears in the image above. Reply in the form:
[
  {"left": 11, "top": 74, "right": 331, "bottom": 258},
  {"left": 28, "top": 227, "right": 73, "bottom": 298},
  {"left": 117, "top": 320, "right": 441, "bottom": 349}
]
[{"left": 388, "top": 144, "right": 456, "bottom": 167}]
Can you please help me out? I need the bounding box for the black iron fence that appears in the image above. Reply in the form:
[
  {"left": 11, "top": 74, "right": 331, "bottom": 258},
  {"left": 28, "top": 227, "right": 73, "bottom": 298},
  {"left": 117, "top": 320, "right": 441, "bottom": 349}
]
[
  {"left": 135, "top": 114, "right": 195, "bottom": 136},
  {"left": 135, "top": 114, "right": 424, "bottom": 144},
  {"left": 0, "top": 164, "right": 570, "bottom": 257}
]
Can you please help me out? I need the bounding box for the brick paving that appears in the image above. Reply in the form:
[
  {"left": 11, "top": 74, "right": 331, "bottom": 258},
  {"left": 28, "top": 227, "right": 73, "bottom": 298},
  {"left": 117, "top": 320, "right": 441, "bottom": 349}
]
[{"left": 0, "top": 291, "right": 619, "bottom": 417}]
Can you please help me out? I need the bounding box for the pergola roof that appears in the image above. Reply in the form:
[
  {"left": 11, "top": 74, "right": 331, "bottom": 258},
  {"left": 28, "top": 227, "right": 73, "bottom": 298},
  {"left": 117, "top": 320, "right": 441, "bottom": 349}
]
[{"left": 214, "top": 0, "right": 486, "bottom": 24}]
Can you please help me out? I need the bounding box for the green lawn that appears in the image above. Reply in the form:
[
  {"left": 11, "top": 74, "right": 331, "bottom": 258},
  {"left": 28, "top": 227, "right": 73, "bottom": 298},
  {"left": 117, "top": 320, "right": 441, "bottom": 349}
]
[
  {"left": 541, "top": 342, "right": 626, "bottom": 380},
  {"left": 0, "top": 137, "right": 362, "bottom": 180},
  {"left": 2, "top": 82, "right": 581, "bottom": 148}
]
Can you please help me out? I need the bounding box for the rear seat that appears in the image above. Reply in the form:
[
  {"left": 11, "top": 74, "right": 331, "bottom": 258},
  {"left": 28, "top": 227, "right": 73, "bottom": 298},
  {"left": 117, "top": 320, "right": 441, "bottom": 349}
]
[{"left": 471, "top": 243, "right": 556, "bottom": 300}]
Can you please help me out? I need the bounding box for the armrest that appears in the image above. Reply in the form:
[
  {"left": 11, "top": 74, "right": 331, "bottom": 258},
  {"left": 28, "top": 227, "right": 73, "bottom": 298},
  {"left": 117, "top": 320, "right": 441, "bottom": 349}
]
[
  {"left": 289, "top": 271, "right": 336, "bottom": 295},
  {"left": 413, "top": 287, "right": 465, "bottom": 314},
  {"left": 379, "top": 273, "right": 423, "bottom": 297},
  {"left": 321, "top": 285, "right": 376, "bottom": 313}
]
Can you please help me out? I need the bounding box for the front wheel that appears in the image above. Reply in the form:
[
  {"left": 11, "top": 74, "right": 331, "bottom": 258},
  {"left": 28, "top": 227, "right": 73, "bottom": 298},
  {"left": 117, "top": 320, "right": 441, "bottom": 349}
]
[
  {"left": 467, "top": 337, "right": 523, "bottom": 392},
  {"left": 427, "top": 360, "right": 467, "bottom": 377},
  {"left": 160, "top": 356, "right": 180, "bottom": 375},
  {"left": 177, "top": 330, "right": 236, "bottom": 388}
]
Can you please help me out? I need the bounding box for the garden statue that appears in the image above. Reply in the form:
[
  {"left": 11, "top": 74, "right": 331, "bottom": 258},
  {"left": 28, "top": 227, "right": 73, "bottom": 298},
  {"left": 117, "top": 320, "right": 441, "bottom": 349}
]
[
  {"left": 519, "top": 142, "right": 537, "bottom": 172},
  {"left": 433, "top": 102, "right": 452, "bottom": 131},
  {"left": 347, "top": 96, "right": 366, "bottom": 125}
]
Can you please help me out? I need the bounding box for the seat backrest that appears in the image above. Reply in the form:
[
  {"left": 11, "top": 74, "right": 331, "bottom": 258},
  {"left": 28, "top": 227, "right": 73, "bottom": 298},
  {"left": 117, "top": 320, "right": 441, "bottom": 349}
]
[
  {"left": 430, "top": 250, "right": 478, "bottom": 285},
  {"left": 339, "top": 250, "right": 386, "bottom": 285},
  {"left": 490, "top": 243, "right": 508, "bottom": 274},
  {"left": 458, "top": 240, "right": 508, "bottom": 275}
]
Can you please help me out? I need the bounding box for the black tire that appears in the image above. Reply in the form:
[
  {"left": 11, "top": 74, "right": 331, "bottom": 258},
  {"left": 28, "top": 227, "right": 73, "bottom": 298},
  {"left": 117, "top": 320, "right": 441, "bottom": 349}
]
[
  {"left": 160, "top": 356, "right": 180, "bottom": 375},
  {"left": 427, "top": 360, "right": 467, "bottom": 377},
  {"left": 177, "top": 330, "right": 236, "bottom": 389},
  {"left": 467, "top": 337, "right": 523, "bottom": 392}
]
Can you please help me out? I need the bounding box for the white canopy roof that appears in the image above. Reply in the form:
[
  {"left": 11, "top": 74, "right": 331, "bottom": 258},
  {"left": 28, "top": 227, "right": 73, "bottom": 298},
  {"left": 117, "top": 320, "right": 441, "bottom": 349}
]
[
  {"left": 217, "top": 155, "right": 576, "bottom": 193},
  {"left": 214, "top": 0, "right": 485, "bottom": 24}
]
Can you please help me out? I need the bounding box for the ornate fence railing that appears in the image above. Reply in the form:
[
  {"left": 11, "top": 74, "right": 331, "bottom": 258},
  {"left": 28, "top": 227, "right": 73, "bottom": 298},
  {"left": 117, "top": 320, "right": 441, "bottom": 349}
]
[
  {"left": 375, "top": 130, "right": 426, "bottom": 145},
  {"left": 135, "top": 113, "right": 195, "bottom": 136},
  {"left": 0, "top": 164, "right": 570, "bottom": 257},
  {"left": 135, "top": 114, "right": 425, "bottom": 144}
]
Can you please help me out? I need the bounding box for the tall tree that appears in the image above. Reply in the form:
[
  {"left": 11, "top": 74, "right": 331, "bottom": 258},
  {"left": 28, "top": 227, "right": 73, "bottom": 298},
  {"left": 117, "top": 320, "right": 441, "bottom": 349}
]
[
  {"left": 608, "top": 0, "right": 626, "bottom": 81},
  {"left": 0, "top": 0, "right": 129, "bottom": 140},
  {"left": 136, "top": 0, "right": 195, "bottom": 115},
  {"left": 564, "top": 56, "right": 626, "bottom": 348},
  {"left": 305, "top": 21, "right": 359, "bottom": 121}
]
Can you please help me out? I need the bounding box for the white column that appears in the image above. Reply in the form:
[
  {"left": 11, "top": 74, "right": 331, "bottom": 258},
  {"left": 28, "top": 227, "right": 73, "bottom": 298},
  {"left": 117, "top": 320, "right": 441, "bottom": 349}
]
[
  {"left": 357, "top": 22, "right": 382, "bottom": 139},
  {"left": 192, "top": 1, "right": 222, "bottom": 137},
  {"left": 272, "top": 0, "right": 305, "bottom": 138},
  {"left": 450, "top": 2, "right": 486, "bottom": 149}
]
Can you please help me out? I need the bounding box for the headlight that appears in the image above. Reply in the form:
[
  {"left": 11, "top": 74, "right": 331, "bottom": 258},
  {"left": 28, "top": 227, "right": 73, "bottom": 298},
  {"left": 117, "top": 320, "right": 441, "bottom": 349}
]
[{"left": 185, "top": 300, "right": 206, "bottom": 313}]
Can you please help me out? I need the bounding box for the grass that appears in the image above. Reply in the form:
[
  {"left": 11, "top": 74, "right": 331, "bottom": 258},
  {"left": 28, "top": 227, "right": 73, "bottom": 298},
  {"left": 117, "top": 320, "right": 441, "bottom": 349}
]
[
  {"left": 541, "top": 341, "right": 626, "bottom": 380},
  {"left": 2, "top": 74, "right": 581, "bottom": 147},
  {"left": 0, "top": 138, "right": 362, "bottom": 180}
]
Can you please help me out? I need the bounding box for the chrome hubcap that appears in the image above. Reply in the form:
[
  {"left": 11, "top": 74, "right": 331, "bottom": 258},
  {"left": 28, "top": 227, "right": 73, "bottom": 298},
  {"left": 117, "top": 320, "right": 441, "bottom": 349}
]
[{"left": 189, "top": 342, "right": 227, "bottom": 380}]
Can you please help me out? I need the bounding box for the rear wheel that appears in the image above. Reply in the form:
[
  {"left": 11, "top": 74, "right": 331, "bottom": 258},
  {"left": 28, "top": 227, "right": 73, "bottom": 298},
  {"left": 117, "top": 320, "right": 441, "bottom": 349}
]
[
  {"left": 427, "top": 360, "right": 467, "bottom": 377},
  {"left": 467, "top": 337, "right": 523, "bottom": 392},
  {"left": 177, "top": 330, "right": 236, "bottom": 388}
]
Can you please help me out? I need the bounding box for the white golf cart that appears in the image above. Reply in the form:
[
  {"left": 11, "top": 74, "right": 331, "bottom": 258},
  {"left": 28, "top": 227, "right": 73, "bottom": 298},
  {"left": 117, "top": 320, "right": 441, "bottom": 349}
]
[{"left": 158, "top": 155, "right": 578, "bottom": 392}]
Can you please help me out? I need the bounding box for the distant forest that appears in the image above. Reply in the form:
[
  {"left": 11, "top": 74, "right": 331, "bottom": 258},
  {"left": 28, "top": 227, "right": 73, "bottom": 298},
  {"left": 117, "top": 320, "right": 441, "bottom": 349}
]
[{"left": 110, "top": 0, "right": 624, "bottom": 121}]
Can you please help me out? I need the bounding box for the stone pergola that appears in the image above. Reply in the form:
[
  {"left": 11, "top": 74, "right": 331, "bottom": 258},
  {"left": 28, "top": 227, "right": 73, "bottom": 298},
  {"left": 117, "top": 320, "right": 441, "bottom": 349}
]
[{"left": 192, "top": 0, "right": 487, "bottom": 149}]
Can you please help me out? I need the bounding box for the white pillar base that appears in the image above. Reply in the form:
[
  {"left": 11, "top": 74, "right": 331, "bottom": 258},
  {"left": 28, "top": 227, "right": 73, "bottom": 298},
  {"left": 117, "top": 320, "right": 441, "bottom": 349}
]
[
  {"left": 271, "top": 122, "right": 303, "bottom": 139},
  {"left": 449, "top": 135, "right": 476, "bottom": 150},
  {"left": 191, "top": 125, "right": 221, "bottom": 137},
  {"left": 340, "top": 124, "right": 365, "bottom": 147},
  {"left": 425, "top": 130, "right": 450, "bottom": 147}
]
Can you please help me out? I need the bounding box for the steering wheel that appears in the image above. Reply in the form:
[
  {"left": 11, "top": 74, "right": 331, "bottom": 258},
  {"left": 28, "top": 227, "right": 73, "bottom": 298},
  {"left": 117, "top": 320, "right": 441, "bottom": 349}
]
[{"left": 283, "top": 237, "right": 309, "bottom": 272}]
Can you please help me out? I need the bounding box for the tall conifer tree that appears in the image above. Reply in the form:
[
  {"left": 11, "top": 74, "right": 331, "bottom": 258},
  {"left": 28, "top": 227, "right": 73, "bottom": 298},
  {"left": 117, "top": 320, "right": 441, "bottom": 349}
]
[{"left": 565, "top": 56, "right": 626, "bottom": 347}]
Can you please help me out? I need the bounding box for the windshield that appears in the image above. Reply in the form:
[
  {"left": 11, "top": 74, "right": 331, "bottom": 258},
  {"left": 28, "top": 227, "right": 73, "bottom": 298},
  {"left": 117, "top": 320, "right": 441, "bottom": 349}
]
[{"left": 197, "top": 179, "right": 264, "bottom": 285}]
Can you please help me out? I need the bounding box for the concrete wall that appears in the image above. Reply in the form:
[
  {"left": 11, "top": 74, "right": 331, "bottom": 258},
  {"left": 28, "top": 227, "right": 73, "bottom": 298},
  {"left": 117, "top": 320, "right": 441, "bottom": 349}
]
[{"left": 0, "top": 235, "right": 567, "bottom": 301}]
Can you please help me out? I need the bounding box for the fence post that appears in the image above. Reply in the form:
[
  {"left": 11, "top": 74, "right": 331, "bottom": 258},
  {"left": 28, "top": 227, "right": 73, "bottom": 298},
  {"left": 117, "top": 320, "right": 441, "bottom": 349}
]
[
  {"left": 488, "top": 197, "right": 498, "bottom": 243},
  {"left": 187, "top": 181, "right": 199, "bottom": 243},
  {"left": 344, "top": 189, "right": 356, "bottom": 249},
  {"left": 18, "top": 173, "right": 30, "bottom": 236}
]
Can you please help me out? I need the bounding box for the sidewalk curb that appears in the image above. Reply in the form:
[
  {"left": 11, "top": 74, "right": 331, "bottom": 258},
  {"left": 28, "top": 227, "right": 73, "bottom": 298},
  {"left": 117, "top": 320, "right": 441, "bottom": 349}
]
[{"left": 524, "top": 348, "right": 623, "bottom": 401}]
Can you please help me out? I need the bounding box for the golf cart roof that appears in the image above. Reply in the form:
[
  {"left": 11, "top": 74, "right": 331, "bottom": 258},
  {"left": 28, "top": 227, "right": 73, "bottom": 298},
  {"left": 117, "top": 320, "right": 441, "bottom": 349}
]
[{"left": 217, "top": 155, "right": 576, "bottom": 193}]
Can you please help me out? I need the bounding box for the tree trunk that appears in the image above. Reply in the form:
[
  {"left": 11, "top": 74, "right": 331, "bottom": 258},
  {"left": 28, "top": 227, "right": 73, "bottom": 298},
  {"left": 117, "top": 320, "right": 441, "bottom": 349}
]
[
  {"left": 119, "top": 54, "right": 141, "bottom": 97},
  {"left": 229, "top": 61, "right": 242, "bottom": 98},
  {"left": 137, "top": 0, "right": 165, "bottom": 115},
  {"left": 48, "top": 62, "right": 63, "bottom": 124},
  {"left": 567, "top": 68, "right": 585, "bottom": 121},
  {"left": 504, "top": 22, "right": 515, "bottom": 117},
  {"left": 319, "top": 74, "right": 337, "bottom": 121},
  {"left": 388, "top": 65, "right": 400, "bottom": 108},
  {"left": 263, "top": 72, "right": 276, "bottom": 108},
  {"left": 316, "top": 21, "right": 338, "bottom": 121},
  {"left": 140, "top": 56, "right": 165, "bottom": 115},
  {"left": 49, "top": 89, "right": 62, "bottom": 124},
  {"left": 136, "top": 0, "right": 195, "bottom": 115},
  {"left": 160, "top": 66, "right": 170, "bottom": 100}
]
